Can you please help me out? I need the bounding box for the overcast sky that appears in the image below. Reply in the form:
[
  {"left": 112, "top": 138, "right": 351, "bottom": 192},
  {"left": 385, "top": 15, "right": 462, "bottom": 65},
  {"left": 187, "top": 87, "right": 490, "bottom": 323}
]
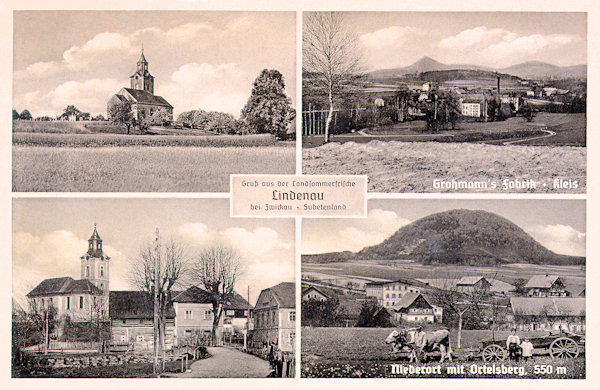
[
  {"left": 302, "top": 199, "right": 586, "bottom": 257},
  {"left": 13, "top": 11, "right": 296, "bottom": 118},
  {"left": 310, "top": 12, "right": 587, "bottom": 71},
  {"left": 13, "top": 198, "right": 295, "bottom": 307}
]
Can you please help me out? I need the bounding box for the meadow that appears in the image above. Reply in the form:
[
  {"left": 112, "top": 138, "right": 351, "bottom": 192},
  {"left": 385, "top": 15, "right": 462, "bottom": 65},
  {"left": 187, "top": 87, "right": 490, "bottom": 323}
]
[
  {"left": 13, "top": 145, "right": 294, "bottom": 192},
  {"left": 301, "top": 327, "right": 585, "bottom": 378},
  {"left": 302, "top": 140, "right": 585, "bottom": 193}
]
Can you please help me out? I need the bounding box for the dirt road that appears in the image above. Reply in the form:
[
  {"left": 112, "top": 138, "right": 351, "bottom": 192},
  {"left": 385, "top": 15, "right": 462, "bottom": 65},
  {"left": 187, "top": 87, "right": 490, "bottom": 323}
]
[{"left": 164, "top": 347, "right": 272, "bottom": 378}]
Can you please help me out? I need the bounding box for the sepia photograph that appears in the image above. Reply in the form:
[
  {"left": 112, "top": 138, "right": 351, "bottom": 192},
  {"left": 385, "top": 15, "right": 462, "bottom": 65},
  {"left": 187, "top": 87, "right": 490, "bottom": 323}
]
[
  {"left": 301, "top": 199, "right": 585, "bottom": 378},
  {"left": 12, "top": 11, "right": 296, "bottom": 192},
  {"left": 12, "top": 198, "right": 295, "bottom": 377},
  {"left": 302, "top": 12, "right": 586, "bottom": 193}
]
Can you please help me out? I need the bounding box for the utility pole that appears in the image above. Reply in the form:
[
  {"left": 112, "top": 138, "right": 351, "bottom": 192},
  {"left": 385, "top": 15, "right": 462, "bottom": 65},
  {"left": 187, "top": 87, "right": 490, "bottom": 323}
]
[
  {"left": 44, "top": 309, "right": 49, "bottom": 355},
  {"left": 244, "top": 285, "right": 250, "bottom": 351},
  {"left": 153, "top": 228, "right": 160, "bottom": 376}
]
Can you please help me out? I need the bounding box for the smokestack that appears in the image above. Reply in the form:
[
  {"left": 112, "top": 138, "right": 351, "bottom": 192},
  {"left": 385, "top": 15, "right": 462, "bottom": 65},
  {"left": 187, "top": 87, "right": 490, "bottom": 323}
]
[{"left": 497, "top": 76, "right": 500, "bottom": 94}]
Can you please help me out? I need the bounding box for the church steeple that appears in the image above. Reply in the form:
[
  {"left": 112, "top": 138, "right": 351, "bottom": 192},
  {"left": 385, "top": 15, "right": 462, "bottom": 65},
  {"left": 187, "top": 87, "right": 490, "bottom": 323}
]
[
  {"left": 130, "top": 47, "right": 154, "bottom": 94},
  {"left": 81, "top": 223, "right": 110, "bottom": 296}
]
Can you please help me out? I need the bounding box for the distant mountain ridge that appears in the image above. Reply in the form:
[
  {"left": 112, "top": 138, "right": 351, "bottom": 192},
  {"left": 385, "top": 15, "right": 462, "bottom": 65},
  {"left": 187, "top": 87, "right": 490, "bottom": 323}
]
[
  {"left": 368, "top": 56, "right": 587, "bottom": 80},
  {"left": 304, "top": 209, "right": 585, "bottom": 266}
]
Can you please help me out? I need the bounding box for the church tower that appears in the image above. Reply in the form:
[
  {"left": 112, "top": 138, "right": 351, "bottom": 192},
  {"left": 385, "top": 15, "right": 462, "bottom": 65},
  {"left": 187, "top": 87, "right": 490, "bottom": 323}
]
[
  {"left": 80, "top": 223, "right": 110, "bottom": 296},
  {"left": 130, "top": 48, "right": 154, "bottom": 94}
]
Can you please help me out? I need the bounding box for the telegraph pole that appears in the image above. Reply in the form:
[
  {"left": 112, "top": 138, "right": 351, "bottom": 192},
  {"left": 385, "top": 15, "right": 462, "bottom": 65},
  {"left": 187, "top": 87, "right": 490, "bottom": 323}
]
[{"left": 153, "top": 228, "right": 160, "bottom": 376}]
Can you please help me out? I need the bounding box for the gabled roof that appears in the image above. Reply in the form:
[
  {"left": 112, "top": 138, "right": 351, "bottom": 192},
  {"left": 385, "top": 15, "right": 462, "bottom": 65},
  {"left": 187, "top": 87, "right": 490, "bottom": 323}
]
[
  {"left": 510, "top": 297, "right": 585, "bottom": 317},
  {"left": 525, "top": 275, "right": 563, "bottom": 289},
  {"left": 224, "top": 291, "right": 253, "bottom": 311},
  {"left": 302, "top": 286, "right": 329, "bottom": 299},
  {"left": 173, "top": 286, "right": 212, "bottom": 304},
  {"left": 27, "top": 277, "right": 103, "bottom": 297},
  {"left": 255, "top": 282, "right": 295, "bottom": 309},
  {"left": 122, "top": 88, "right": 172, "bottom": 108},
  {"left": 109, "top": 291, "right": 175, "bottom": 319},
  {"left": 457, "top": 276, "right": 490, "bottom": 286}
]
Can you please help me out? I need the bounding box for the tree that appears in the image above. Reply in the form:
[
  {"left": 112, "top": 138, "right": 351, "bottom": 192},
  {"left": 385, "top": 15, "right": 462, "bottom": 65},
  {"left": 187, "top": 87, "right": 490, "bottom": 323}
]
[
  {"left": 301, "top": 296, "right": 340, "bottom": 327},
  {"left": 430, "top": 281, "right": 490, "bottom": 348},
  {"left": 12, "top": 109, "right": 19, "bottom": 120},
  {"left": 92, "top": 114, "right": 106, "bottom": 121},
  {"left": 19, "top": 109, "right": 32, "bottom": 120},
  {"left": 303, "top": 12, "right": 361, "bottom": 142},
  {"left": 129, "top": 230, "right": 189, "bottom": 354},
  {"left": 143, "top": 110, "right": 170, "bottom": 128},
  {"left": 356, "top": 298, "right": 392, "bottom": 327},
  {"left": 190, "top": 245, "right": 243, "bottom": 345},
  {"left": 513, "top": 278, "right": 528, "bottom": 296},
  {"left": 109, "top": 100, "right": 135, "bottom": 134},
  {"left": 241, "top": 69, "right": 294, "bottom": 139}
]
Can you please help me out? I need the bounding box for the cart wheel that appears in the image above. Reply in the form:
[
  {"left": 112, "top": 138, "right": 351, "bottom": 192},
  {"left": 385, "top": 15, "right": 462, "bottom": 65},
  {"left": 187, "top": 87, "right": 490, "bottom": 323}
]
[
  {"left": 481, "top": 344, "right": 506, "bottom": 361},
  {"left": 549, "top": 337, "right": 579, "bottom": 359}
]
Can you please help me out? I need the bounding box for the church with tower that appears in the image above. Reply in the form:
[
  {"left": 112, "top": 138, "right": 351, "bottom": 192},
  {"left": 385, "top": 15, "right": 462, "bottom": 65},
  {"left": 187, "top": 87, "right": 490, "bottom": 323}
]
[
  {"left": 107, "top": 48, "right": 173, "bottom": 123},
  {"left": 27, "top": 224, "right": 111, "bottom": 329}
]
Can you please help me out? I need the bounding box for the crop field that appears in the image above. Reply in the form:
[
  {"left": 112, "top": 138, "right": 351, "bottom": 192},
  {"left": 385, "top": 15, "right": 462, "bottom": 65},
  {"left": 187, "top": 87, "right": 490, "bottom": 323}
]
[
  {"left": 303, "top": 140, "right": 585, "bottom": 193},
  {"left": 301, "top": 327, "right": 585, "bottom": 378},
  {"left": 13, "top": 145, "right": 295, "bottom": 192}
]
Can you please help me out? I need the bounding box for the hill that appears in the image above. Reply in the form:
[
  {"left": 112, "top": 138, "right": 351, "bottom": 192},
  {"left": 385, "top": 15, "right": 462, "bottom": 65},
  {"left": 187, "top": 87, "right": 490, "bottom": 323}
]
[
  {"left": 305, "top": 209, "right": 585, "bottom": 266},
  {"left": 368, "top": 57, "right": 586, "bottom": 80}
]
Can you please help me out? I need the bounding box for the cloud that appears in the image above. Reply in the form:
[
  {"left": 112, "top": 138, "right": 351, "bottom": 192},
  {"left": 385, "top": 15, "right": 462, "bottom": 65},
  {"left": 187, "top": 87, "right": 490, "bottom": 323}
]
[
  {"left": 360, "top": 26, "right": 420, "bottom": 49},
  {"left": 438, "top": 26, "right": 579, "bottom": 66},
  {"left": 302, "top": 208, "right": 411, "bottom": 254},
  {"left": 165, "top": 23, "right": 212, "bottom": 41},
  {"left": 47, "top": 78, "right": 125, "bottom": 113},
  {"left": 14, "top": 61, "right": 62, "bottom": 80},
  {"left": 162, "top": 62, "right": 252, "bottom": 116},
  {"left": 12, "top": 230, "right": 126, "bottom": 302},
  {"left": 63, "top": 32, "right": 137, "bottom": 70},
  {"left": 176, "top": 222, "right": 213, "bottom": 247},
  {"left": 527, "top": 224, "right": 586, "bottom": 256},
  {"left": 220, "top": 227, "right": 292, "bottom": 259}
]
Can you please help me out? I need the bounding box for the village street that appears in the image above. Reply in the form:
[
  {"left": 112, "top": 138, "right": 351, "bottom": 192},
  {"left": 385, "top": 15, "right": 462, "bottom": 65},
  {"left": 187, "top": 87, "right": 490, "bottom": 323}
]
[{"left": 164, "top": 346, "right": 273, "bottom": 378}]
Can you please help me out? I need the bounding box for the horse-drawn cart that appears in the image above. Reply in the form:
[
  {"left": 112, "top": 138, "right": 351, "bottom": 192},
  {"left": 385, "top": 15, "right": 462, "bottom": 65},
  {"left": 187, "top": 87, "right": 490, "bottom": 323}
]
[{"left": 480, "top": 330, "right": 584, "bottom": 361}]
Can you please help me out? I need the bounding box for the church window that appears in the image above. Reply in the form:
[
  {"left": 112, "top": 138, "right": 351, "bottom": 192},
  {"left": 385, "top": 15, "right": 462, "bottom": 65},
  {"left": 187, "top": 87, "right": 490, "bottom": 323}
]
[
  {"left": 86, "top": 266, "right": 89, "bottom": 277},
  {"left": 79, "top": 296, "right": 84, "bottom": 309},
  {"left": 100, "top": 265, "right": 104, "bottom": 277},
  {"left": 66, "top": 296, "right": 70, "bottom": 310}
]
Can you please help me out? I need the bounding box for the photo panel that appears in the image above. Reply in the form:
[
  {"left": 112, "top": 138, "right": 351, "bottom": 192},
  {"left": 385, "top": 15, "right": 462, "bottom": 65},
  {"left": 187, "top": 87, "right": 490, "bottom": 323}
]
[
  {"left": 12, "top": 10, "right": 296, "bottom": 192},
  {"left": 302, "top": 12, "right": 586, "bottom": 193},
  {"left": 301, "top": 199, "right": 585, "bottom": 378},
  {"left": 12, "top": 198, "right": 296, "bottom": 378}
]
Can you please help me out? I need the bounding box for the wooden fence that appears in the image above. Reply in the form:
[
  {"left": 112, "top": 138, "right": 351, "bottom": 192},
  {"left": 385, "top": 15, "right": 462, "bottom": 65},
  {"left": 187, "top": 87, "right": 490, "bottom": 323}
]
[{"left": 302, "top": 107, "right": 365, "bottom": 136}]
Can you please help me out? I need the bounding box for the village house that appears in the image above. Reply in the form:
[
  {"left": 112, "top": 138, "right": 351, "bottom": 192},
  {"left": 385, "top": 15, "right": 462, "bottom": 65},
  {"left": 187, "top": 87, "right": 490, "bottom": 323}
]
[
  {"left": 109, "top": 291, "right": 176, "bottom": 350},
  {"left": 390, "top": 292, "right": 443, "bottom": 323},
  {"left": 525, "top": 275, "right": 570, "bottom": 297},
  {"left": 509, "top": 297, "right": 585, "bottom": 333},
  {"left": 26, "top": 224, "right": 110, "bottom": 336},
  {"left": 456, "top": 276, "right": 492, "bottom": 293},
  {"left": 107, "top": 49, "right": 173, "bottom": 122},
  {"left": 171, "top": 286, "right": 219, "bottom": 346},
  {"left": 251, "top": 282, "right": 295, "bottom": 353},
  {"left": 222, "top": 292, "right": 253, "bottom": 337},
  {"left": 365, "top": 280, "right": 422, "bottom": 309},
  {"left": 301, "top": 286, "right": 329, "bottom": 302}
]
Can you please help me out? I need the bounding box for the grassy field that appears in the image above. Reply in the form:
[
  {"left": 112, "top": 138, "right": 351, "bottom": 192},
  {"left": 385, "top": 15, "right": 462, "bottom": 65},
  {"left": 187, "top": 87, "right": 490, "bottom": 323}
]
[
  {"left": 13, "top": 145, "right": 295, "bottom": 192},
  {"left": 302, "top": 327, "right": 585, "bottom": 378},
  {"left": 303, "top": 113, "right": 585, "bottom": 147},
  {"left": 302, "top": 261, "right": 585, "bottom": 296},
  {"left": 303, "top": 140, "right": 585, "bottom": 193}
]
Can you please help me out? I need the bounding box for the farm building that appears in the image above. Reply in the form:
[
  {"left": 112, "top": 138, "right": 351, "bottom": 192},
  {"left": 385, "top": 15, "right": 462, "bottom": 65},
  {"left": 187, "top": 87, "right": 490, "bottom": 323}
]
[
  {"left": 109, "top": 291, "right": 175, "bottom": 350},
  {"left": 525, "top": 275, "right": 570, "bottom": 297},
  {"left": 456, "top": 276, "right": 491, "bottom": 293},
  {"left": 460, "top": 100, "right": 482, "bottom": 117},
  {"left": 251, "top": 282, "right": 295, "bottom": 353},
  {"left": 172, "top": 286, "right": 221, "bottom": 346},
  {"left": 509, "top": 297, "right": 585, "bottom": 333},
  {"left": 222, "top": 292, "right": 253, "bottom": 336},
  {"left": 365, "top": 280, "right": 422, "bottom": 309},
  {"left": 26, "top": 224, "right": 110, "bottom": 337},
  {"left": 107, "top": 49, "right": 173, "bottom": 122},
  {"left": 390, "top": 293, "right": 443, "bottom": 323},
  {"left": 302, "top": 286, "right": 329, "bottom": 302}
]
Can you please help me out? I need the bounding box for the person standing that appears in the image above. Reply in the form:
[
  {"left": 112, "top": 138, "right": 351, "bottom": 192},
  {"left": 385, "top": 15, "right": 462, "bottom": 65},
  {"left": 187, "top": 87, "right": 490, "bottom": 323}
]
[
  {"left": 521, "top": 339, "right": 534, "bottom": 361},
  {"left": 506, "top": 328, "right": 521, "bottom": 361}
]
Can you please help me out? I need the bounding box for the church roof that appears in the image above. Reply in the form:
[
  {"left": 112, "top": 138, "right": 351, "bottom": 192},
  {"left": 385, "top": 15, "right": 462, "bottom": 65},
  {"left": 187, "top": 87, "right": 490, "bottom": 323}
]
[
  {"left": 27, "top": 277, "right": 104, "bottom": 297},
  {"left": 122, "top": 88, "right": 173, "bottom": 108},
  {"left": 138, "top": 50, "right": 148, "bottom": 64}
]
